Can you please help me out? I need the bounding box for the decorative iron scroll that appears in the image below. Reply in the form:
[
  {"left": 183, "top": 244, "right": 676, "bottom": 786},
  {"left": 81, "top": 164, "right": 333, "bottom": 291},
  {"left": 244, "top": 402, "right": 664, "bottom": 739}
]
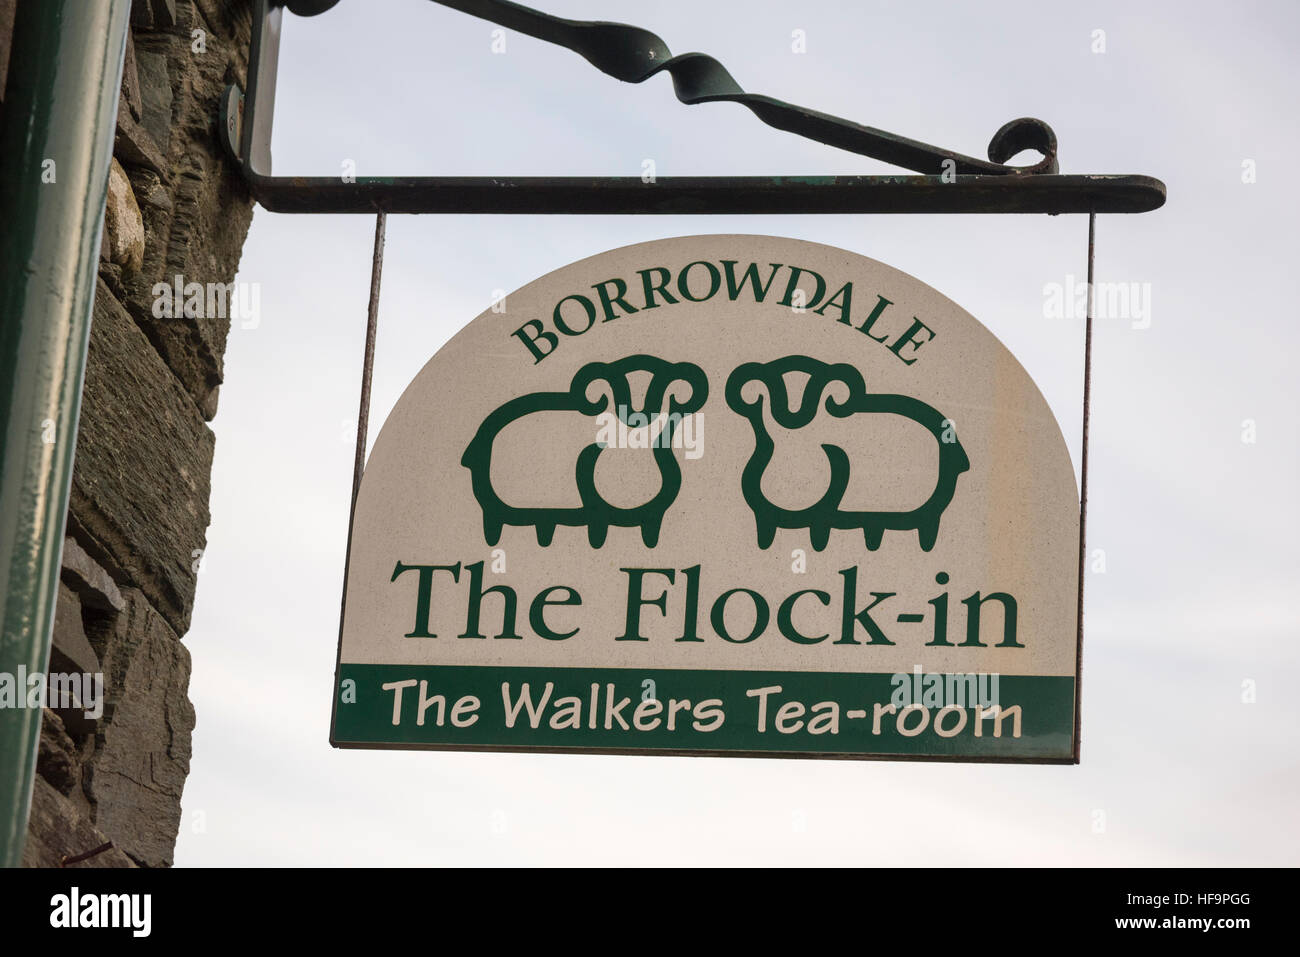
[{"left": 281, "top": 0, "right": 1059, "bottom": 176}]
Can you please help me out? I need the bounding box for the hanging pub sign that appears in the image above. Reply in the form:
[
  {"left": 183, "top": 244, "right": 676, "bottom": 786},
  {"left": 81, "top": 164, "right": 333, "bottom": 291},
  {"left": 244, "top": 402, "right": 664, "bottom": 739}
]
[{"left": 330, "top": 235, "right": 1081, "bottom": 762}]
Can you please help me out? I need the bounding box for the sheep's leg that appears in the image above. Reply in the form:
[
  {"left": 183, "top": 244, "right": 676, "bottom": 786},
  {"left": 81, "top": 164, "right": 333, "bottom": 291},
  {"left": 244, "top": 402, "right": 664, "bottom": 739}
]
[
  {"left": 863, "top": 523, "right": 884, "bottom": 551},
  {"left": 535, "top": 522, "right": 556, "bottom": 547},
  {"left": 639, "top": 517, "right": 662, "bottom": 548},
  {"left": 587, "top": 522, "right": 608, "bottom": 548},
  {"left": 917, "top": 519, "right": 939, "bottom": 552},
  {"left": 483, "top": 514, "right": 503, "bottom": 546},
  {"left": 756, "top": 520, "right": 775, "bottom": 549}
]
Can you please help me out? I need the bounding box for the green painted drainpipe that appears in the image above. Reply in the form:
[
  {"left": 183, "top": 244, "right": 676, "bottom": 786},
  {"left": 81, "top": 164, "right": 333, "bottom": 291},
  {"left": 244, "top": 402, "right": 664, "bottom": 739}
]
[{"left": 0, "top": 0, "right": 132, "bottom": 866}]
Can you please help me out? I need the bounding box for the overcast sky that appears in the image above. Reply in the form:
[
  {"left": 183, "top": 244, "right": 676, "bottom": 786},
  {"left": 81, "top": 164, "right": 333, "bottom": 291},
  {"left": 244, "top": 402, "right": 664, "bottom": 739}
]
[{"left": 173, "top": 0, "right": 1298, "bottom": 865}]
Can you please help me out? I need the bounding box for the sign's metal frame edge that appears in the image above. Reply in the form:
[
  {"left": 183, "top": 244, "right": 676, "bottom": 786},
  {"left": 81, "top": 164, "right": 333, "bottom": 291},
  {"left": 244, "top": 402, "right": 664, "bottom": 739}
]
[{"left": 330, "top": 740, "right": 1078, "bottom": 765}]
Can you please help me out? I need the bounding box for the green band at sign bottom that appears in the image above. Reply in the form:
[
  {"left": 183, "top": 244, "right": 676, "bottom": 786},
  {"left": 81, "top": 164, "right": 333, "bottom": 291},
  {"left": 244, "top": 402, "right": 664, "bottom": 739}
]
[{"left": 334, "top": 665, "right": 1073, "bottom": 759}]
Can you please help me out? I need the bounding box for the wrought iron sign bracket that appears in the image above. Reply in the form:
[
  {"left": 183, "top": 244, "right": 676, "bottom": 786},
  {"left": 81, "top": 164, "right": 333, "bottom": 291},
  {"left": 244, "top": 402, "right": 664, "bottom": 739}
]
[
  {"left": 220, "top": 0, "right": 1167, "bottom": 216},
  {"left": 212, "top": 0, "right": 1166, "bottom": 767}
]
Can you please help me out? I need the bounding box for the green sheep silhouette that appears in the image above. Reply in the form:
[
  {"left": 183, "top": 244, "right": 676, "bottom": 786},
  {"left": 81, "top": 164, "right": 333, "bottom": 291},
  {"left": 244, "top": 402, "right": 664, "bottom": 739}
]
[
  {"left": 462, "top": 356, "right": 708, "bottom": 548},
  {"left": 725, "top": 356, "right": 969, "bottom": 552}
]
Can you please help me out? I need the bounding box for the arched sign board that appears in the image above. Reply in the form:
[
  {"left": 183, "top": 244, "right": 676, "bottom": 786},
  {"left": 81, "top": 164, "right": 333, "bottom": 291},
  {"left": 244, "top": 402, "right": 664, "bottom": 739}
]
[{"left": 332, "top": 235, "right": 1081, "bottom": 762}]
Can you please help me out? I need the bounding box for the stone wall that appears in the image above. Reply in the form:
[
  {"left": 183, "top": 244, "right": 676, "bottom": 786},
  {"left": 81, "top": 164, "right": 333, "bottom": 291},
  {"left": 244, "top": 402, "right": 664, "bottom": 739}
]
[{"left": 4, "top": 0, "right": 256, "bottom": 867}]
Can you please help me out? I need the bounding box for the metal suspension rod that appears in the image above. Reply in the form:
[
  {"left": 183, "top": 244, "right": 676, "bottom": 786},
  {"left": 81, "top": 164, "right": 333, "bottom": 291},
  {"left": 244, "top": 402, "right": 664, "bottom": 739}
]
[
  {"left": 1073, "top": 212, "right": 1096, "bottom": 763},
  {"left": 352, "top": 213, "right": 386, "bottom": 516},
  {"left": 328, "top": 213, "right": 386, "bottom": 743}
]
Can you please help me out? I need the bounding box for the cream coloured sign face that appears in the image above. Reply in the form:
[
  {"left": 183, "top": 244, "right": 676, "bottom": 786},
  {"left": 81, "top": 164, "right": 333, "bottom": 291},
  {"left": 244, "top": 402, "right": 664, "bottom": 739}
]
[{"left": 332, "top": 235, "right": 1080, "bottom": 761}]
